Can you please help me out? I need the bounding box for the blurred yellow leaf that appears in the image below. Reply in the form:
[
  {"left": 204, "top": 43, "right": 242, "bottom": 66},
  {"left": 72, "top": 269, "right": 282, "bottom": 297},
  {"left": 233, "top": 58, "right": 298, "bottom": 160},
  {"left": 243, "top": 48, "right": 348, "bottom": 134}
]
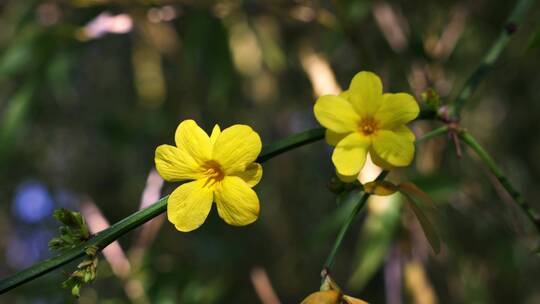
[
  {"left": 399, "top": 182, "right": 436, "bottom": 206},
  {"left": 404, "top": 261, "right": 438, "bottom": 304},
  {"left": 343, "top": 295, "right": 369, "bottom": 304},
  {"left": 363, "top": 181, "right": 398, "bottom": 196},
  {"left": 399, "top": 190, "right": 441, "bottom": 254},
  {"left": 301, "top": 290, "right": 340, "bottom": 304}
]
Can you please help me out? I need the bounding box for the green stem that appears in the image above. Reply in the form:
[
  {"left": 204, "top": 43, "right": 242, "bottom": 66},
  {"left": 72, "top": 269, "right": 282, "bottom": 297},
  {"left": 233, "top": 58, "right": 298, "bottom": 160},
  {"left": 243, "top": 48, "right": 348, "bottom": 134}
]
[
  {"left": 415, "top": 125, "right": 449, "bottom": 145},
  {"left": 459, "top": 130, "right": 540, "bottom": 235},
  {"left": 0, "top": 196, "right": 170, "bottom": 295},
  {"left": 323, "top": 171, "right": 389, "bottom": 271},
  {"left": 0, "top": 127, "right": 326, "bottom": 294},
  {"left": 258, "top": 127, "right": 324, "bottom": 162},
  {"left": 448, "top": 0, "right": 536, "bottom": 117}
]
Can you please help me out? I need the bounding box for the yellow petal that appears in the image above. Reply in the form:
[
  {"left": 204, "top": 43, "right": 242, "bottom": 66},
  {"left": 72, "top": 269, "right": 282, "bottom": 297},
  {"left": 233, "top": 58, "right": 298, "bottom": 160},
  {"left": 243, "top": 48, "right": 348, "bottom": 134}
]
[
  {"left": 215, "top": 176, "right": 259, "bottom": 226},
  {"left": 325, "top": 129, "right": 348, "bottom": 146},
  {"left": 343, "top": 295, "right": 369, "bottom": 304},
  {"left": 234, "top": 163, "right": 263, "bottom": 187},
  {"left": 174, "top": 120, "right": 212, "bottom": 164},
  {"left": 314, "top": 95, "right": 360, "bottom": 133},
  {"left": 339, "top": 90, "right": 350, "bottom": 99},
  {"left": 368, "top": 150, "right": 394, "bottom": 170},
  {"left": 336, "top": 170, "right": 359, "bottom": 183},
  {"left": 210, "top": 124, "right": 221, "bottom": 145},
  {"left": 372, "top": 130, "right": 415, "bottom": 168},
  {"left": 392, "top": 125, "right": 416, "bottom": 142},
  {"left": 348, "top": 71, "right": 383, "bottom": 117},
  {"left": 167, "top": 179, "right": 214, "bottom": 232},
  {"left": 375, "top": 93, "right": 419, "bottom": 129},
  {"left": 213, "top": 125, "right": 262, "bottom": 174},
  {"left": 155, "top": 145, "right": 204, "bottom": 181},
  {"left": 301, "top": 290, "right": 340, "bottom": 304},
  {"left": 332, "top": 132, "right": 371, "bottom": 176}
]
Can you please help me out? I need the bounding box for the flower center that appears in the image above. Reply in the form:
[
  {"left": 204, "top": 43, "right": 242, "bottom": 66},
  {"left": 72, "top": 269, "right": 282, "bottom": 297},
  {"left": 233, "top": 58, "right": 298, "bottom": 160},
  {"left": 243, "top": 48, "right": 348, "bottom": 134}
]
[
  {"left": 358, "top": 117, "right": 378, "bottom": 135},
  {"left": 202, "top": 160, "right": 225, "bottom": 187}
]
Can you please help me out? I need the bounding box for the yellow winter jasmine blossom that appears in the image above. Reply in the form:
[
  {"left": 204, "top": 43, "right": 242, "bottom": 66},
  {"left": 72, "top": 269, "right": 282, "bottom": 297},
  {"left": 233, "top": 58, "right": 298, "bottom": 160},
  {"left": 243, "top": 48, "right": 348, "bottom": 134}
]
[
  {"left": 154, "top": 120, "right": 263, "bottom": 232},
  {"left": 314, "top": 71, "right": 419, "bottom": 181}
]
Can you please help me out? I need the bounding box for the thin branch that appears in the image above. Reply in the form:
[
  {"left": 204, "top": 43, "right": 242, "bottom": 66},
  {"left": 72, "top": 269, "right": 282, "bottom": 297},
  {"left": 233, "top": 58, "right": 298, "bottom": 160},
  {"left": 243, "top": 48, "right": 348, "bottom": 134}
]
[
  {"left": 0, "top": 127, "right": 326, "bottom": 294},
  {"left": 415, "top": 126, "right": 449, "bottom": 145},
  {"left": 0, "top": 196, "right": 168, "bottom": 295},
  {"left": 323, "top": 171, "right": 389, "bottom": 271},
  {"left": 459, "top": 130, "right": 540, "bottom": 235},
  {"left": 257, "top": 127, "right": 325, "bottom": 162},
  {"left": 448, "top": 0, "right": 536, "bottom": 117}
]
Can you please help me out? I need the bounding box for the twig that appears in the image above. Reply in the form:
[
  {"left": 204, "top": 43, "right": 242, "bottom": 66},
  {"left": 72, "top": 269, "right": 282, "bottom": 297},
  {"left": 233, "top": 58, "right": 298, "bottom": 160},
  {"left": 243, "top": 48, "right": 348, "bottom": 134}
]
[
  {"left": 323, "top": 171, "right": 389, "bottom": 272},
  {"left": 415, "top": 126, "right": 449, "bottom": 145},
  {"left": 0, "top": 127, "right": 326, "bottom": 294},
  {"left": 458, "top": 130, "right": 540, "bottom": 235},
  {"left": 448, "top": 0, "right": 536, "bottom": 118}
]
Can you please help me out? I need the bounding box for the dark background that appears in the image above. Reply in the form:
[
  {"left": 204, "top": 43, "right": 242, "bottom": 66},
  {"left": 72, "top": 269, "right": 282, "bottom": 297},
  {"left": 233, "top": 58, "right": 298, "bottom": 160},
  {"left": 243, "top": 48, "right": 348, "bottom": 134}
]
[{"left": 1, "top": 0, "right": 539, "bottom": 303}]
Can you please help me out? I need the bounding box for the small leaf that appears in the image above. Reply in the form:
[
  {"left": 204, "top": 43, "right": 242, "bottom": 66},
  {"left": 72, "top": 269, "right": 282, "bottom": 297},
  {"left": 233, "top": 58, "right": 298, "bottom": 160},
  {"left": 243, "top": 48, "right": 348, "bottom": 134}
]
[
  {"left": 48, "top": 237, "right": 63, "bottom": 250},
  {"left": 77, "top": 259, "right": 94, "bottom": 268},
  {"left": 85, "top": 245, "right": 99, "bottom": 256},
  {"left": 71, "top": 284, "right": 81, "bottom": 298},
  {"left": 363, "top": 181, "right": 398, "bottom": 196},
  {"left": 400, "top": 191, "right": 441, "bottom": 254},
  {"left": 53, "top": 208, "right": 81, "bottom": 228},
  {"left": 421, "top": 88, "right": 440, "bottom": 109}
]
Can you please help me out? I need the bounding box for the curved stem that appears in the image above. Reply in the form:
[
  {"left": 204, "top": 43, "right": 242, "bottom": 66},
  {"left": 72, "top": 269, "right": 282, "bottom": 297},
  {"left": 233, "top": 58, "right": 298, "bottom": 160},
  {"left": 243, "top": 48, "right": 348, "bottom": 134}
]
[
  {"left": 448, "top": 0, "right": 535, "bottom": 117},
  {"left": 459, "top": 130, "right": 540, "bottom": 235},
  {"left": 0, "top": 127, "right": 326, "bottom": 294}
]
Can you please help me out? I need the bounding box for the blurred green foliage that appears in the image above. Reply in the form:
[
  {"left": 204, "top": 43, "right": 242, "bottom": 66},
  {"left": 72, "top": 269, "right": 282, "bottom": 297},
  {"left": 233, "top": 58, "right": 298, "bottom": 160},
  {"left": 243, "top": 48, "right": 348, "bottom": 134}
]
[{"left": 1, "top": 0, "right": 540, "bottom": 303}]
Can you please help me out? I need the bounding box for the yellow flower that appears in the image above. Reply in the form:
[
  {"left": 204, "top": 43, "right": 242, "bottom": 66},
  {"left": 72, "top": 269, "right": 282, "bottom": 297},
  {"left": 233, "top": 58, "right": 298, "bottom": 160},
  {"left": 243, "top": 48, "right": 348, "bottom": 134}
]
[
  {"left": 314, "top": 71, "right": 419, "bottom": 180},
  {"left": 154, "top": 119, "right": 263, "bottom": 232}
]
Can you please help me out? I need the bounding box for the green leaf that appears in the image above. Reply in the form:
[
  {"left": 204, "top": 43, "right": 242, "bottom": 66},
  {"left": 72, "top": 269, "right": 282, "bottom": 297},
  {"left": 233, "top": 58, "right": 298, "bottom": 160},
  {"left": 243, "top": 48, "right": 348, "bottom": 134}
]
[{"left": 399, "top": 190, "right": 441, "bottom": 254}]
